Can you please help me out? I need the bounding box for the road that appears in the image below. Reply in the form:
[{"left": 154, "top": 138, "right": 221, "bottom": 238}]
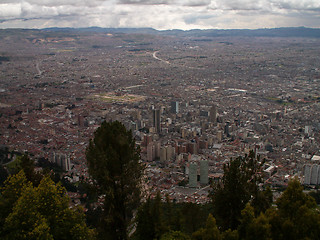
[{"left": 152, "top": 51, "right": 170, "bottom": 64}]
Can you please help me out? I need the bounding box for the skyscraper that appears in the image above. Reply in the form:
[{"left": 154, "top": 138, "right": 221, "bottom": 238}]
[
  {"left": 304, "top": 164, "right": 311, "bottom": 185},
  {"left": 311, "top": 165, "right": 319, "bottom": 185},
  {"left": 189, "top": 162, "right": 197, "bottom": 188},
  {"left": 153, "top": 109, "right": 161, "bottom": 133},
  {"left": 171, "top": 101, "right": 179, "bottom": 114},
  {"left": 200, "top": 160, "right": 209, "bottom": 185},
  {"left": 209, "top": 105, "right": 217, "bottom": 123}
]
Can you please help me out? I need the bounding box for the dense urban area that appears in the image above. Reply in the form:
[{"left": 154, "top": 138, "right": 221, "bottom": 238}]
[{"left": 1, "top": 28, "right": 320, "bottom": 206}]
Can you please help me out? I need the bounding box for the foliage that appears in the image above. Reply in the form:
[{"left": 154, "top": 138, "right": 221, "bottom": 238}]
[
  {"left": 221, "top": 229, "right": 239, "bottom": 240},
  {"left": 17, "top": 154, "right": 43, "bottom": 185},
  {"left": 211, "top": 151, "right": 266, "bottom": 230},
  {"left": 0, "top": 171, "right": 95, "bottom": 239},
  {"left": 135, "top": 197, "right": 157, "bottom": 240},
  {"left": 4, "top": 154, "right": 42, "bottom": 186},
  {"left": 0, "top": 164, "right": 8, "bottom": 186},
  {"left": 251, "top": 186, "right": 273, "bottom": 216},
  {"left": 274, "top": 177, "right": 320, "bottom": 240},
  {"left": 161, "top": 231, "right": 191, "bottom": 240},
  {"left": 309, "top": 189, "right": 320, "bottom": 204},
  {"left": 135, "top": 195, "right": 213, "bottom": 239},
  {"left": 0, "top": 171, "right": 30, "bottom": 229},
  {"left": 86, "top": 121, "right": 144, "bottom": 240},
  {"left": 234, "top": 178, "right": 320, "bottom": 240},
  {"left": 192, "top": 214, "right": 221, "bottom": 240},
  {"left": 238, "top": 204, "right": 271, "bottom": 240}
]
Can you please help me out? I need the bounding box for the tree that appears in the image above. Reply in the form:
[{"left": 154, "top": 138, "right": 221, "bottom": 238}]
[
  {"left": 251, "top": 186, "right": 273, "bottom": 216},
  {"left": 0, "top": 171, "right": 95, "bottom": 239},
  {"left": 0, "top": 164, "right": 8, "bottom": 186},
  {"left": 0, "top": 170, "right": 29, "bottom": 230},
  {"left": 221, "top": 229, "right": 239, "bottom": 240},
  {"left": 238, "top": 204, "right": 255, "bottom": 240},
  {"left": 86, "top": 121, "right": 144, "bottom": 240},
  {"left": 211, "top": 151, "right": 265, "bottom": 230},
  {"left": 238, "top": 204, "right": 271, "bottom": 240},
  {"left": 275, "top": 177, "right": 320, "bottom": 240},
  {"left": 160, "top": 231, "right": 191, "bottom": 240},
  {"left": 192, "top": 214, "right": 221, "bottom": 240},
  {"left": 180, "top": 203, "right": 210, "bottom": 235},
  {"left": 135, "top": 197, "right": 156, "bottom": 240},
  {"left": 16, "top": 154, "right": 42, "bottom": 186},
  {"left": 276, "top": 177, "right": 316, "bottom": 220}
]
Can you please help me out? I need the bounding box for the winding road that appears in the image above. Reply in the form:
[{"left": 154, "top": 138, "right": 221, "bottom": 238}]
[
  {"left": 152, "top": 51, "right": 170, "bottom": 64},
  {"left": 152, "top": 50, "right": 203, "bottom": 70}
]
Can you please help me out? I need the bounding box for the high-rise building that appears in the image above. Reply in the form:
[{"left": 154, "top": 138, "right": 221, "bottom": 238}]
[
  {"left": 166, "top": 145, "right": 175, "bottom": 161},
  {"left": 171, "top": 101, "right": 179, "bottom": 114},
  {"left": 217, "top": 131, "right": 223, "bottom": 142},
  {"left": 53, "top": 153, "right": 71, "bottom": 171},
  {"left": 209, "top": 105, "right": 217, "bottom": 123},
  {"left": 311, "top": 165, "right": 319, "bottom": 185},
  {"left": 152, "top": 109, "right": 161, "bottom": 133},
  {"left": 304, "top": 164, "right": 312, "bottom": 185},
  {"left": 189, "top": 162, "right": 197, "bottom": 188},
  {"left": 160, "top": 147, "right": 167, "bottom": 162},
  {"left": 224, "top": 122, "right": 230, "bottom": 137},
  {"left": 200, "top": 160, "right": 209, "bottom": 185},
  {"left": 155, "top": 142, "right": 161, "bottom": 159},
  {"left": 147, "top": 143, "right": 156, "bottom": 162},
  {"left": 305, "top": 125, "right": 312, "bottom": 136}
]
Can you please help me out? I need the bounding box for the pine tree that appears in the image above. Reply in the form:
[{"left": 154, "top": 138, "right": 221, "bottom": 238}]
[
  {"left": 192, "top": 214, "right": 221, "bottom": 240},
  {"left": 86, "top": 121, "right": 144, "bottom": 240},
  {"left": 211, "top": 151, "right": 265, "bottom": 230}
]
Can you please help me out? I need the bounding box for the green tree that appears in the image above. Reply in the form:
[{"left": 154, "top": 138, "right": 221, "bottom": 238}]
[
  {"left": 276, "top": 177, "right": 316, "bottom": 219},
  {"left": 211, "top": 151, "right": 265, "bottom": 230},
  {"left": 192, "top": 214, "right": 221, "bottom": 240},
  {"left": 0, "top": 171, "right": 95, "bottom": 239},
  {"left": 17, "top": 154, "right": 42, "bottom": 186},
  {"left": 275, "top": 177, "right": 320, "bottom": 240},
  {"left": 152, "top": 192, "right": 168, "bottom": 239},
  {"left": 161, "top": 231, "right": 191, "bottom": 240},
  {"left": 135, "top": 198, "right": 156, "bottom": 240},
  {"left": 0, "top": 171, "right": 29, "bottom": 230},
  {"left": 86, "top": 121, "right": 144, "bottom": 240},
  {"left": 180, "top": 203, "right": 209, "bottom": 235},
  {"left": 0, "top": 164, "right": 8, "bottom": 186},
  {"left": 251, "top": 186, "right": 273, "bottom": 216},
  {"left": 238, "top": 203, "right": 271, "bottom": 240},
  {"left": 221, "top": 229, "right": 238, "bottom": 240},
  {"left": 247, "top": 213, "right": 271, "bottom": 240},
  {"left": 135, "top": 192, "right": 168, "bottom": 239},
  {"left": 238, "top": 203, "right": 255, "bottom": 240}
]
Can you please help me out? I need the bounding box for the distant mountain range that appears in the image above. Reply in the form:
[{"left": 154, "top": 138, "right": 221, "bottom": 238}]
[
  {"left": 1, "top": 27, "right": 320, "bottom": 38},
  {"left": 40, "top": 27, "right": 320, "bottom": 38}
]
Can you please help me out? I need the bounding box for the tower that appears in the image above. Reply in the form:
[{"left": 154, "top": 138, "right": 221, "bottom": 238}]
[
  {"left": 311, "top": 165, "right": 319, "bottom": 185},
  {"left": 171, "top": 101, "right": 179, "bottom": 114},
  {"left": 304, "top": 164, "right": 311, "bottom": 185},
  {"left": 189, "top": 162, "right": 197, "bottom": 188},
  {"left": 209, "top": 105, "right": 217, "bottom": 123},
  {"left": 152, "top": 109, "right": 161, "bottom": 133},
  {"left": 224, "top": 122, "right": 230, "bottom": 137},
  {"left": 200, "top": 160, "right": 209, "bottom": 185}
]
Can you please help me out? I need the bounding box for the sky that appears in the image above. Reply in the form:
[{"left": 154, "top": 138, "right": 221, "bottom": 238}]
[{"left": 0, "top": 0, "right": 320, "bottom": 30}]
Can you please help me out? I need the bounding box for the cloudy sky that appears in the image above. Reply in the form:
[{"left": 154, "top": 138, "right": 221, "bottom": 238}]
[{"left": 0, "top": 0, "right": 320, "bottom": 30}]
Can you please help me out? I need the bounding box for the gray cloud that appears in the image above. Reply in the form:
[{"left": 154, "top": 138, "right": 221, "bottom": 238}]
[
  {"left": 271, "top": 0, "right": 320, "bottom": 11},
  {"left": 0, "top": 0, "right": 320, "bottom": 29},
  {"left": 117, "top": 0, "right": 171, "bottom": 5}
]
